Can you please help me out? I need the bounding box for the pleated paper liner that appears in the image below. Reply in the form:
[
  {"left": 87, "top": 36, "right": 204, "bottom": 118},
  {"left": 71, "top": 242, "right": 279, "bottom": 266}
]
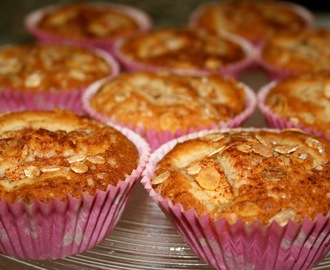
[
  {"left": 24, "top": 3, "right": 153, "bottom": 54},
  {"left": 258, "top": 80, "right": 330, "bottom": 141},
  {"left": 188, "top": 0, "right": 314, "bottom": 50},
  {"left": 0, "top": 124, "right": 150, "bottom": 260},
  {"left": 0, "top": 46, "right": 120, "bottom": 115},
  {"left": 112, "top": 32, "right": 256, "bottom": 80},
  {"left": 256, "top": 58, "right": 299, "bottom": 81},
  {"left": 141, "top": 128, "right": 330, "bottom": 270},
  {"left": 82, "top": 77, "right": 257, "bottom": 152}
]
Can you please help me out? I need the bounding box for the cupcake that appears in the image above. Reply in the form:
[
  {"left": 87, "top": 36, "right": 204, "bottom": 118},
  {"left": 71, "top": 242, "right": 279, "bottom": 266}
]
[
  {"left": 141, "top": 128, "right": 330, "bottom": 270},
  {"left": 0, "top": 109, "right": 150, "bottom": 260},
  {"left": 112, "top": 27, "right": 255, "bottom": 79},
  {"left": 24, "top": 2, "right": 152, "bottom": 54},
  {"left": 258, "top": 28, "right": 330, "bottom": 80},
  {"left": 258, "top": 72, "right": 330, "bottom": 140},
  {"left": 0, "top": 42, "right": 119, "bottom": 114},
  {"left": 83, "top": 71, "right": 256, "bottom": 151},
  {"left": 189, "top": 0, "right": 313, "bottom": 48}
]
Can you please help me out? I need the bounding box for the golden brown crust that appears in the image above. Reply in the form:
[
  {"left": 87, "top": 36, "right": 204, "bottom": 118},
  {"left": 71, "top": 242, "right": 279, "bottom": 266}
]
[
  {"left": 38, "top": 3, "right": 139, "bottom": 39},
  {"left": 193, "top": 0, "right": 308, "bottom": 42},
  {"left": 0, "top": 43, "right": 111, "bottom": 92},
  {"left": 0, "top": 110, "right": 139, "bottom": 204},
  {"left": 90, "top": 71, "right": 246, "bottom": 132},
  {"left": 119, "top": 27, "right": 245, "bottom": 70},
  {"left": 265, "top": 73, "right": 330, "bottom": 136},
  {"left": 261, "top": 29, "right": 330, "bottom": 74},
  {"left": 151, "top": 129, "right": 330, "bottom": 225}
]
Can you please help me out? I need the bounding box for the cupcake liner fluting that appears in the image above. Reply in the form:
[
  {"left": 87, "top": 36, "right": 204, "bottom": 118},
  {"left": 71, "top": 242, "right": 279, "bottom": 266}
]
[
  {"left": 0, "top": 46, "right": 120, "bottom": 115},
  {"left": 257, "top": 80, "right": 330, "bottom": 140},
  {"left": 112, "top": 32, "right": 256, "bottom": 80},
  {"left": 82, "top": 78, "right": 257, "bottom": 152},
  {"left": 0, "top": 124, "right": 150, "bottom": 260},
  {"left": 141, "top": 128, "right": 330, "bottom": 270},
  {"left": 188, "top": 0, "right": 314, "bottom": 51},
  {"left": 24, "top": 3, "right": 153, "bottom": 54}
]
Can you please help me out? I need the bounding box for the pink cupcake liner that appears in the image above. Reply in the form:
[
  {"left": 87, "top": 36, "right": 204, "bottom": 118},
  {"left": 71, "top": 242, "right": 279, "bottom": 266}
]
[
  {"left": 24, "top": 3, "right": 153, "bottom": 54},
  {"left": 0, "top": 46, "right": 120, "bottom": 115},
  {"left": 0, "top": 124, "right": 150, "bottom": 260},
  {"left": 141, "top": 128, "right": 330, "bottom": 270},
  {"left": 189, "top": 0, "right": 314, "bottom": 50},
  {"left": 82, "top": 77, "right": 257, "bottom": 152},
  {"left": 112, "top": 32, "right": 256, "bottom": 79},
  {"left": 255, "top": 57, "right": 298, "bottom": 81},
  {"left": 257, "top": 80, "right": 330, "bottom": 140},
  {"left": 253, "top": 1, "right": 315, "bottom": 81}
]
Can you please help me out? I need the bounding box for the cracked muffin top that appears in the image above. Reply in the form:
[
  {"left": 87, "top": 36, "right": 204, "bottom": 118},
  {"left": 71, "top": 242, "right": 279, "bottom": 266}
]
[
  {"left": 116, "top": 27, "right": 247, "bottom": 72},
  {"left": 36, "top": 3, "right": 141, "bottom": 40},
  {"left": 190, "top": 0, "right": 312, "bottom": 44},
  {"left": 89, "top": 71, "right": 247, "bottom": 132},
  {"left": 0, "top": 110, "right": 139, "bottom": 204},
  {"left": 151, "top": 129, "right": 330, "bottom": 225},
  {"left": 260, "top": 28, "right": 330, "bottom": 75},
  {"left": 264, "top": 72, "right": 330, "bottom": 137},
  {"left": 0, "top": 43, "right": 113, "bottom": 92}
]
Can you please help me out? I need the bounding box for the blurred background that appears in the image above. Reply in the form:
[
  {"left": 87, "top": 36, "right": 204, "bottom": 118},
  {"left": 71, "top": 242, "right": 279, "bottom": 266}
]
[{"left": 0, "top": 0, "right": 329, "bottom": 45}]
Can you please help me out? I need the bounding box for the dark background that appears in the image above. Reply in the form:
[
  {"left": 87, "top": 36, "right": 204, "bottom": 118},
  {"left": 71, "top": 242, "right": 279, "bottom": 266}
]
[{"left": 0, "top": 0, "right": 329, "bottom": 45}]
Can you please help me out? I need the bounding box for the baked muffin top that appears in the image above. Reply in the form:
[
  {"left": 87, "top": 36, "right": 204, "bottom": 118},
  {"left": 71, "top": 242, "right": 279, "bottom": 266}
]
[
  {"left": 89, "top": 71, "right": 246, "bottom": 132},
  {"left": 191, "top": 0, "right": 310, "bottom": 43},
  {"left": 37, "top": 3, "right": 140, "bottom": 39},
  {"left": 261, "top": 28, "right": 330, "bottom": 74},
  {"left": 0, "top": 110, "right": 139, "bottom": 204},
  {"left": 264, "top": 73, "right": 330, "bottom": 136},
  {"left": 151, "top": 129, "right": 330, "bottom": 225},
  {"left": 0, "top": 43, "right": 112, "bottom": 92},
  {"left": 117, "top": 27, "right": 246, "bottom": 71}
]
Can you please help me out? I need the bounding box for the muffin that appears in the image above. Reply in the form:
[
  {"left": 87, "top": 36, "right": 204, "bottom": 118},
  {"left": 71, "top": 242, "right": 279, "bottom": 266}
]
[
  {"left": 142, "top": 128, "right": 330, "bottom": 270},
  {"left": 83, "top": 71, "right": 256, "bottom": 151},
  {"left": 112, "top": 27, "right": 255, "bottom": 78},
  {"left": 0, "top": 109, "right": 150, "bottom": 260},
  {"left": 258, "top": 28, "right": 330, "bottom": 80},
  {"left": 24, "top": 2, "right": 152, "bottom": 53},
  {"left": 189, "top": 0, "right": 313, "bottom": 48},
  {"left": 0, "top": 43, "right": 119, "bottom": 114},
  {"left": 258, "top": 72, "right": 330, "bottom": 140}
]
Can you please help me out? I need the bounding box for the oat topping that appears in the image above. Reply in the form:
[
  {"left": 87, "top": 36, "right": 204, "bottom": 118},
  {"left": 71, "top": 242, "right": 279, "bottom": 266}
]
[
  {"left": 261, "top": 29, "right": 330, "bottom": 74},
  {"left": 86, "top": 155, "right": 105, "bottom": 164},
  {"left": 265, "top": 72, "right": 330, "bottom": 136},
  {"left": 191, "top": 0, "right": 309, "bottom": 42},
  {"left": 70, "top": 162, "right": 89, "bottom": 174},
  {"left": 37, "top": 3, "right": 140, "bottom": 39},
  {"left": 273, "top": 145, "right": 299, "bottom": 154},
  {"left": 151, "top": 171, "right": 170, "bottom": 185},
  {"left": 90, "top": 71, "right": 246, "bottom": 132},
  {"left": 119, "top": 27, "right": 245, "bottom": 71},
  {"left": 0, "top": 43, "right": 111, "bottom": 91},
  {"left": 252, "top": 143, "right": 274, "bottom": 157},
  {"left": 41, "top": 166, "right": 63, "bottom": 173},
  {"left": 152, "top": 129, "right": 330, "bottom": 225},
  {"left": 0, "top": 110, "right": 139, "bottom": 204},
  {"left": 186, "top": 163, "right": 202, "bottom": 175},
  {"left": 24, "top": 166, "right": 40, "bottom": 179}
]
